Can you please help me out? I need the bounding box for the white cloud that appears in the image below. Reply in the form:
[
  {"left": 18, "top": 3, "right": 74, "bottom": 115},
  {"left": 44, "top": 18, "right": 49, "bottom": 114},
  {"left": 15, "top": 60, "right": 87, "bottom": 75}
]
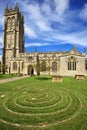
[
  {"left": 0, "top": 33, "right": 3, "bottom": 45},
  {"left": 54, "top": 0, "right": 69, "bottom": 16},
  {"left": 25, "top": 42, "right": 50, "bottom": 47},
  {"left": 0, "top": 7, "right": 5, "bottom": 49},
  {"left": 0, "top": 55, "right": 2, "bottom": 61},
  {"left": 72, "top": 30, "right": 87, "bottom": 46},
  {"left": 24, "top": 2, "right": 51, "bottom": 31},
  {"left": 40, "top": 28, "right": 87, "bottom": 47},
  {"left": 0, "top": 44, "right": 2, "bottom": 49},
  {"left": 0, "top": 13, "right": 4, "bottom": 26},
  {"left": 80, "top": 3, "right": 87, "bottom": 21},
  {"left": 41, "top": 2, "right": 63, "bottom": 24},
  {"left": 24, "top": 25, "right": 37, "bottom": 38},
  {"left": 36, "top": 21, "right": 51, "bottom": 31},
  {"left": 0, "top": 38, "right": 2, "bottom": 44},
  {"left": 25, "top": 4, "right": 42, "bottom": 21},
  {"left": 41, "top": 2, "right": 52, "bottom": 16},
  {"left": 0, "top": 38, "right": 2, "bottom": 45}
]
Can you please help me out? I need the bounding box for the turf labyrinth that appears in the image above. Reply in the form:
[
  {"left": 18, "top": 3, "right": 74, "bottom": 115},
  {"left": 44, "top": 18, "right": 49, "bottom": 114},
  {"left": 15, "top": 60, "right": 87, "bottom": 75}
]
[{"left": 0, "top": 77, "right": 86, "bottom": 129}]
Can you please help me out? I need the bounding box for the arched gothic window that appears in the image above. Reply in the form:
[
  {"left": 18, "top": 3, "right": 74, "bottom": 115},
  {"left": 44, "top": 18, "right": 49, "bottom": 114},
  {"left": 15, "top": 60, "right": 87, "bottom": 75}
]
[
  {"left": 40, "top": 61, "right": 46, "bottom": 71},
  {"left": 12, "top": 17, "right": 15, "bottom": 29},
  {"left": 52, "top": 62, "right": 57, "bottom": 71},
  {"left": 7, "top": 18, "right": 11, "bottom": 30},
  {"left": 13, "top": 62, "right": 17, "bottom": 70},
  {"left": 68, "top": 57, "right": 76, "bottom": 71}
]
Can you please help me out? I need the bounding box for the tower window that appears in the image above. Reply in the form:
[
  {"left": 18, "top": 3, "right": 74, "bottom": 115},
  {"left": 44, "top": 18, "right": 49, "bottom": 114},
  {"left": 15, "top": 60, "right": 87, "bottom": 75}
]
[
  {"left": 7, "top": 18, "right": 11, "bottom": 30},
  {"left": 6, "top": 34, "right": 11, "bottom": 45},
  {"left": 12, "top": 17, "right": 15, "bottom": 29}
]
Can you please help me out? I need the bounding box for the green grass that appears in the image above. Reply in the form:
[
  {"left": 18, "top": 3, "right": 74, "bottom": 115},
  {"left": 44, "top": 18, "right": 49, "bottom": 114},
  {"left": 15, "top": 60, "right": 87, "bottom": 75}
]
[
  {"left": 0, "top": 74, "right": 18, "bottom": 80},
  {"left": 0, "top": 76, "right": 87, "bottom": 130}
]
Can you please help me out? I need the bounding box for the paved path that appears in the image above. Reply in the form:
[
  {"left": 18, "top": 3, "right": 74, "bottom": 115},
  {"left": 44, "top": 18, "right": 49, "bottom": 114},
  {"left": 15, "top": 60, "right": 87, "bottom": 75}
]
[{"left": 0, "top": 76, "right": 29, "bottom": 84}]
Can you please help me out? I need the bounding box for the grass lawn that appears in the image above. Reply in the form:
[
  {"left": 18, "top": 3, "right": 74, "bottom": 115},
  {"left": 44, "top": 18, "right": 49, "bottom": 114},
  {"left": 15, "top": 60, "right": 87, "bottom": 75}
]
[
  {"left": 0, "top": 74, "right": 18, "bottom": 80},
  {"left": 0, "top": 76, "right": 87, "bottom": 130}
]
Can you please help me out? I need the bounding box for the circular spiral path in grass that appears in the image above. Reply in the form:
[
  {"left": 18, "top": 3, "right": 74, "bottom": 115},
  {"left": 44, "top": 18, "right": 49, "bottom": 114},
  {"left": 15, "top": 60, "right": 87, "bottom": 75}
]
[{"left": 0, "top": 83, "right": 83, "bottom": 128}]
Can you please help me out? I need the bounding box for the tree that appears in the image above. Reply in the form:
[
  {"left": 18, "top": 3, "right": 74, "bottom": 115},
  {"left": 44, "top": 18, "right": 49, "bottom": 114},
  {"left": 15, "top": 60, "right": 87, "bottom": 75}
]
[
  {"left": 0, "top": 62, "right": 1, "bottom": 74},
  {"left": 40, "top": 61, "right": 46, "bottom": 71},
  {"left": 36, "top": 54, "right": 40, "bottom": 76},
  {"left": 40, "top": 60, "right": 51, "bottom": 75},
  {"left": 35, "top": 53, "right": 52, "bottom": 76},
  {"left": 0, "top": 63, "right": 8, "bottom": 74}
]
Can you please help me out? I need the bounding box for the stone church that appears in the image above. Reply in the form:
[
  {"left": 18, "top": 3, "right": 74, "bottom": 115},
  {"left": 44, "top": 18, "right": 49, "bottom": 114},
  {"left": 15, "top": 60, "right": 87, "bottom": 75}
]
[{"left": 2, "top": 4, "right": 87, "bottom": 76}]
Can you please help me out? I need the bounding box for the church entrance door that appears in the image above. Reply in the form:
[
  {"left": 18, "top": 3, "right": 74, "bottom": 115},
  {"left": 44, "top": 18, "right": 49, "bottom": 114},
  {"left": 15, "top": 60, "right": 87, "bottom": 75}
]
[{"left": 27, "top": 65, "right": 34, "bottom": 75}]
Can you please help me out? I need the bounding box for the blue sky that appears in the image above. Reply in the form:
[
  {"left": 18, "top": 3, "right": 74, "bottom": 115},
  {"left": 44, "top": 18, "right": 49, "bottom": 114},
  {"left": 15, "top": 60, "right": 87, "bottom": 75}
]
[{"left": 0, "top": 0, "right": 87, "bottom": 60}]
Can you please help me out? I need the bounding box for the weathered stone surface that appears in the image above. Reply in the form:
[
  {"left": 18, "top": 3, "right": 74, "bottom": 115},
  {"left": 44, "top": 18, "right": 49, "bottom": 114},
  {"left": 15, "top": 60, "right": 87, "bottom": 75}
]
[
  {"left": 75, "top": 75, "right": 85, "bottom": 80},
  {"left": 52, "top": 75, "right": 63, "bottom": 82}
]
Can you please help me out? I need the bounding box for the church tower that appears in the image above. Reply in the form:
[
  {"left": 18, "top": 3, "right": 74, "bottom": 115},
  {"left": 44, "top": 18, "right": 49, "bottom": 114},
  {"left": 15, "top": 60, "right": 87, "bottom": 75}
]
[{"left": 2, "top": 3, "right": 25, "bottom": 67}]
